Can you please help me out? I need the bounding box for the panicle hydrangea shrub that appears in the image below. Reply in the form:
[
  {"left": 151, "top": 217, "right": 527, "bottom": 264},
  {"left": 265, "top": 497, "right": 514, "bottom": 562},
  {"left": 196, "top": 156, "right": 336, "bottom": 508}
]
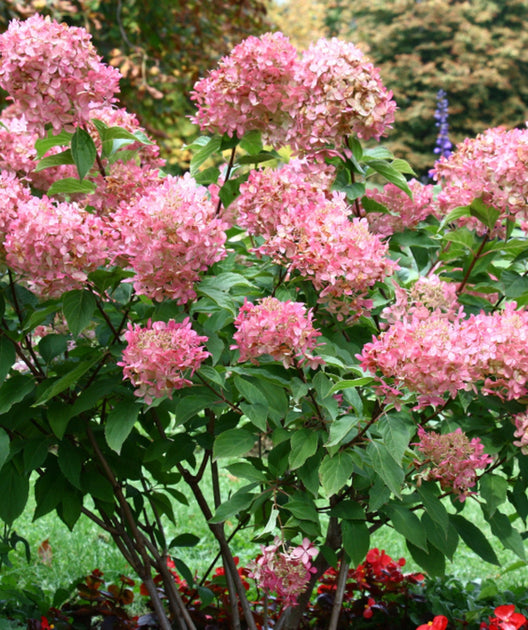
[
  {"left": 248, "top": 537, "right": 318, "bottom": 609},
  {"left": 231, "top": 297, "right": 324, "bottom": 369},
  {"left": 191, "top": 32, "right": 302, "bottom": 146},
  {"left": 118, "top": 318, "right": 210, "bottom": 405},
  {"left": 413, "top": 426, "right": 493, "bottom": 501},
  {"left": 432, "top": 126, "right": 528, "bottom": 234},
  {"left": 363, "top": 179, "right": 436, "bottom": 237},
  {"left": 114, "top": 173, "right": 228, "bottom": 303},
  {"left": 290, "top": 38, "right": 396, "bottom": 156},
  {"left": 0, "top": 14, "right": 121, "bottom": 134},
  {"left": 5, "top": 195, "right": 112, "bottom": 297}
]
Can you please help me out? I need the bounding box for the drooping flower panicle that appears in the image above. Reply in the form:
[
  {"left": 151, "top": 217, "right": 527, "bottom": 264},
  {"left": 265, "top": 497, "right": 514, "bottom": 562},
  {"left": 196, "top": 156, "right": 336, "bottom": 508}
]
[
  {"left": 249, "top": 537, "right": 317, "bottom": 608},
  {"left": 414, "top": 426, "right": 493, "bottom": 501}
]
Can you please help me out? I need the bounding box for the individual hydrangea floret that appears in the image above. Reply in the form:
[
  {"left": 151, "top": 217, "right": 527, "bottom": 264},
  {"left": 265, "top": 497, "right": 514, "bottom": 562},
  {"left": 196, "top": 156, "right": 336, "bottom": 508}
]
[
  {"left": 414, "top": 426, "right": 493, "bottom": 501},
  {"left": 290, "top": 38, "right": 396, "bottom": 155},
  {"left": 119, "top": 318, "right": 210, "bottom": 404},
  {"left": 248, "top": 537, "right": 317, "bottom": 608},
  {"left": 191, "top": 32, "right": 302, "bottom": 146},
  {"left": 114, "top": 173, "right": 228, "bottom": 303},
  {"left": 363, "top": 179, "right": 435, "bottom": 238},
  {"left": 5, "top": 195, "right": 111, "bottom": 297},
  {"left": 231, "top": 297, "right": 324, "bottom": 369},
  {"left": 0, "top": 14, "right": 121, "bottom": 134}
]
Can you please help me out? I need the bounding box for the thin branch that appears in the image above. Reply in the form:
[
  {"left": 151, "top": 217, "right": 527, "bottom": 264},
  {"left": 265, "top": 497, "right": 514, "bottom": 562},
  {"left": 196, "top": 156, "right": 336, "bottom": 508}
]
[
  {"left": 457, "top": 231, "right": 490, "bottom": 294},
  {"left": 215, "top": 145, "right": 237, "bottom": 216}
]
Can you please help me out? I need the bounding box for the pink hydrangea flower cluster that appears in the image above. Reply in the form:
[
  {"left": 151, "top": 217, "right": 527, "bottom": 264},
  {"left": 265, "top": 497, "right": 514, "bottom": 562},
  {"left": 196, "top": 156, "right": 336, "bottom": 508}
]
[
  {"left": 231, "top": 297, "right": 323, "bottom": 369},
  {"left": 114, "top": 173, "right": 228, "bottom": 303},
  {"left": 513, "top": 412, "right": 528, "bottom": 455},
  {"left": 0, "top": 14, "right": 121, "bottom": 134},
  {"left": 261, "top": 202, "right": 396, "bottom": 320},
  {"left": 432, "top": 126, "right": 528, "bottom": 234},
  {"left": 191, "top": 32, "right": 302, "bottom": 146},
  {"left": 360, "top": 302, "right": 528, "bottom": 407},
  {"left": 4, "top": 195, "right": 111, "bottom": 297},
  {"left": 88, "top": 161, "right": 163, "bottom": 216},
  {"left": 236, "top": 162, "right": 397, "bottom": 320},
  {"left": 249, "top": 537, "right": 317, "bottom": 608},
  {"left": 465, "top": 304, "right": 528, "bottom": 399},
  {"left": 380, "top": 275, "right": 460, "bottom": 329},
  {"left": 290, "top": 38, "right": 396, "bottom": 154},
  {"left": 191, "top": 33, "right": 395, "bottom": 155},
  {"left": 235, "top": 159, "right": 335, "bottom": 238},
  {"left": 414, "top": 426, "right": 493, "bottom": 501},
  {"left": 359, "top": 310, "right": 471, "bottom": 407},
  {"left": 118, "top": 318, "right": 210, "bottom": 404},
  {"left": 363, "top": 179, "right": 436, "bottom": 237},
  {"left": 0, "top": 105, "right": 80, "bottom": 191}
]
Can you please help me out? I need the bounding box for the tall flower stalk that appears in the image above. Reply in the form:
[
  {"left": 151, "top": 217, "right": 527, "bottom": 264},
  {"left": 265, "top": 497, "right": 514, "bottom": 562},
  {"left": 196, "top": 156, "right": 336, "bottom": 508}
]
[{"left": 433, "top": 88, "right": 453, "bottom": 159}]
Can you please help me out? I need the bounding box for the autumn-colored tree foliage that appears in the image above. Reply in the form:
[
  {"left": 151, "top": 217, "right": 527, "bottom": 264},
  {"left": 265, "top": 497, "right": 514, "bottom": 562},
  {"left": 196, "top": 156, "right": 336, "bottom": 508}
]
[
  {"left": 337, "top": 0, "right": 528, "bottom": 175},
  {"left": 0, "top": 0, "right": 269, "bottom": 169}
]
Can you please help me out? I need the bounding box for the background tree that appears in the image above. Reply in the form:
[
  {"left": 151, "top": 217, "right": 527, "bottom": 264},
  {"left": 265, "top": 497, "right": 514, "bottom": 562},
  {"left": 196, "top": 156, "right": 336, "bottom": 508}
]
[{"left": 0, "top": 0, "right": 269, "bottom": 169}]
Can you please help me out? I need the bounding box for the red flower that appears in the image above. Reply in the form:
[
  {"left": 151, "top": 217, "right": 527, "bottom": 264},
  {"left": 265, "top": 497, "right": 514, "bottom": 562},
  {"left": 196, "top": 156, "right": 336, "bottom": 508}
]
[
  {"left": 485, "top": 605, "right": 527, "bottom": 630},
  {"left": 363, "top": 597, "right": 376, "bottom": 619},
  {"left": 417, "top": 615, "right": 449, "bottom": 630}
]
